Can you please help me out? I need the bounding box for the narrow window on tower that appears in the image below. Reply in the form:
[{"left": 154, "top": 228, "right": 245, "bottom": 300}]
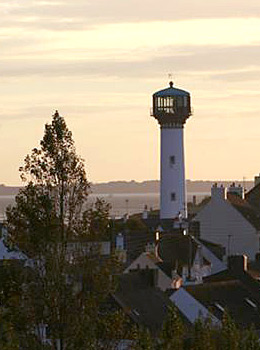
[
  {"left": 169, "top": 155, "right": 175, "bottom": 167},
  {"left": 171, "top": 192, "right": 176, "bottom": 201}
]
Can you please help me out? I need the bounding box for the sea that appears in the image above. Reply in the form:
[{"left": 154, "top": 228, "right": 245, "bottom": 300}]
[{"left": 0, "top": 192, "right": 209, "bottom": 220}]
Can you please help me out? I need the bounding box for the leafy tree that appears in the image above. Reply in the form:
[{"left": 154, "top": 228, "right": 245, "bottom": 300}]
[
  {"left": 81, "top": 197, "right": 112, "bottom": 240},
  {"left": 240, "top": 325, "right": 260, "bottom": 350},
  {"left": 3, "top": 111, "right": 120, "bottom": 349},
  {"left": 191, "top": 318, "right": 216, "bottom": 350},
  {"left": 131, "top": 326, "right": 154, "bottom": 350},
  {"left": 220, "top": 312, "right": 240, "bottom": 350},
  {"left": 159, "top": 305, "right": 184, "bottom": 350}
]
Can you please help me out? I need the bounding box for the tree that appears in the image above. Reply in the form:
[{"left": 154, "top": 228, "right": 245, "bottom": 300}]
[
  {"left": 3, "top": 111, "right": 121, "bottom": 349},
  {"left": 131, "top": 326, "right": 154, "bottom": 350},
  {"left": 159, "top": 305, "right": 184, "bottom": 350},
  {"left": 219, "top": 312, "right": 240, "bottom": 350},
  {"left": 6, "top": 110, "right": 90, "bottom": 255},
  {"left": 240, "top": 325, "right": 260, "bottom": 350},
  {"left": 191, "top": 318, "right": 217, "bottom": 350}
]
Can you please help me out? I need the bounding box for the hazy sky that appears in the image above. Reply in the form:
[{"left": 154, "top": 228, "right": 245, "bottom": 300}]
[{"left": 1, "top": 0, "right": 260, "bottom": 185}]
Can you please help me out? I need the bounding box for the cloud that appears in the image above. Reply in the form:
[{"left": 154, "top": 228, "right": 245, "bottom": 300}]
[
  {"left": 1, "top": 0, "right": 260, "bottom": 31},
  {"left": 1, "top": 44, "right": 260, "bottom": 79},
  {"left": 211, "top": 70, "right": 260, "bottom": 82}
]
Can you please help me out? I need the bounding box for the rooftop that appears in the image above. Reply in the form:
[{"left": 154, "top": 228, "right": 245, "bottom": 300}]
[
  {"left": 227, "top": 193, "right": 260, "bottom": 230},
  {"left": 185, "top": 276, "right": 260, "bottom": 328},
  {"left": 114, "top": 270, "right": 172, "bottom": 333},
  {"left": 153, "top": 82, "right": 190, "bottom": 97}
]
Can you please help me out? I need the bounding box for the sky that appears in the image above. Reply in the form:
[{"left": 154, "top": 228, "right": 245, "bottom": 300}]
[{"left": 1, "top": 0, "right": 260, "bottom": 185}]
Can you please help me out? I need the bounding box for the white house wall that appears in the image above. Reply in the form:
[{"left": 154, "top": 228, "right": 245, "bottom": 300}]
[
  {"left": 124, "top": 253, "right": 172, "bottom": 291},
  {"left": 195, "top": 199, "right": 260, "bottom": 260}
]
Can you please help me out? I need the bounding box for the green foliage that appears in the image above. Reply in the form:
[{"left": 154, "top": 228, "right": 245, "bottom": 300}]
[
  {"left": 80, "top": 197, "right": 112, "bottom": 240},
  {"left": 191, "top": 318, "right": 217, "bottom": 350},
  {"left": 6, "top": 111, "right": 90, "bottom": 256},
  {"left": 159, "top": 305, "right": 184, "bottom": 350},
  {"left": 1, "top": 111, "right": 121, "bottom": 349},
  {"left": 131, "top": 308, "right": 260, "bottom": 350},
  {"left": 132, "top": 326, "right": 154, "bottom": 350},
  {"left": 239, "top": 325, "right": 260, "bottom": 350},
  {"left": 221, "top": 312, "right": 240, "bottom": 350}
]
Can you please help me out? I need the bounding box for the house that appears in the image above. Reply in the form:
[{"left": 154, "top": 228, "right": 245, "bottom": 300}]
[
  {"left": 124, "top": 252, "right": 180, "bottom": 291},
  {"left": 193, "top": 183, "right": 260, "bottom": 260},
  {"left": 123, "top": 230, "right": 226, "bottom": 291},
  {"left": 113, "top": 269, "right": 172, "bottom": 334},
  {"left": 171, "top": 255, "right": 260, "bottom": 330},
  {"left": 156, "top": 233, "right": 225, "bottom": 284},
  {"left": 246, "top": 174, "right": 260, "bottom": 211}
]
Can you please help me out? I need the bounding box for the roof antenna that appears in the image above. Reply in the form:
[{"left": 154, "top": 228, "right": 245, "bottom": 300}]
[{"left": 168, "top": 73, "right": 174, "bottom": 87}]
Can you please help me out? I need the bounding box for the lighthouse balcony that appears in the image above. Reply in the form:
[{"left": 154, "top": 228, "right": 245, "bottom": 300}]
[{"left": 150, "top": 106, "right": 191, "bottom": 118}]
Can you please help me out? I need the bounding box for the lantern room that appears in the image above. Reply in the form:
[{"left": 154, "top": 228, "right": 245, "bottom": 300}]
[{"left": 151, "top": 81, "right": 191, "bottom": 127}]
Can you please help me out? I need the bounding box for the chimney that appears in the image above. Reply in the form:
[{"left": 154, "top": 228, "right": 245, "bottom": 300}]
[
  {"left": 227, "top": 183, "right": 245, "bottom": 199},
  {"left": 211, "top": 183, "right": 227, "bottom": 201},
  {"left": 228, "top": 255, "right": 248, "bottom": 274},
  {"left": 254, "top": 174, "right": 260, "bottom": 187}
]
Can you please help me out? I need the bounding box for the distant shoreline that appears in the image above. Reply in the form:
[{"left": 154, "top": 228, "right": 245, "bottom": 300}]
[{"left": 0, "top": 179, "right": 254, "bottom": 196}]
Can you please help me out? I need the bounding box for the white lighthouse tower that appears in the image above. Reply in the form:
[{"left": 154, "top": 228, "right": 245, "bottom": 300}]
[{"left": 151, "top": 81, "right": 191, "bottom": 220}]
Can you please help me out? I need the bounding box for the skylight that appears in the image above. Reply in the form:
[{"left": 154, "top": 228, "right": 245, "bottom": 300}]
[
  {"left": 214, "top": 302, "right": 225, "bottom": 313},
  {"left": 245, "top": 298, "right": 257, "bottom": 309}
]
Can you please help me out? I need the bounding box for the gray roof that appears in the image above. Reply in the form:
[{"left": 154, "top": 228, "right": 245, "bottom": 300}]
[
  {"left": 157, "top": 233, "right": 198, "bottom": 272},
  {"left": 114, "top": 270, "right": 171, "bottom": 333},
  {"left": 186, "top": 272, "right": 260, "bottom": 329},
  {"left": 227, "top": 193, "right": 260, "bottom": 231}
]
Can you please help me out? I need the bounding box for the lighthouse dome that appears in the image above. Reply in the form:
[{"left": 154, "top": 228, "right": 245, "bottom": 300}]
[{"left": 153, "top": 81, "right": 190, "bottom": 98}]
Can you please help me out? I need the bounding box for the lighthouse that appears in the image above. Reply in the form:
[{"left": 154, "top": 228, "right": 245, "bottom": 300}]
[{"left": 151, "top": 81, "right": 191, "bottom": 220}]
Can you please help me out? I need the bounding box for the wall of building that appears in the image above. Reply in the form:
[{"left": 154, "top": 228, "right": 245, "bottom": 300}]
[
  {"left": 195, "top": 195, "right": 260, "bottom": 260},
  {"left": 124, "top": 253, "right": 172, "bottom": 291}
]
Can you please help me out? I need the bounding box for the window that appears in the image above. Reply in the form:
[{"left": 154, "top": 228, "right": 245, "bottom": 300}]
[
  {"left": 177, "top": 97, "right": 183, "bottom": 107},
  {"left": 170, "top": 155, "right": 175, "bottom": 167},
  {"left": 171, "top": 193, "right": 176, "bottom": 201},
  {"left": 245, "top": 298, "right": 257, "bottom": 309},
  {"left": 214, "top": 302, "right": 224, "bottom": 313}
]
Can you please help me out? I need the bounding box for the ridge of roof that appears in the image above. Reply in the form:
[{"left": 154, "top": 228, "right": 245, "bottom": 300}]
[
  {"left": 227, "top": 193, "right": 260, "bottom": 230},
  {"left": 245, "top": 181, "right": 260, "bottom": 199}
]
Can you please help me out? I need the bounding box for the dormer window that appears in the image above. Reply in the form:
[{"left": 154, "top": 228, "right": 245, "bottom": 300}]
[
  {"left": 245, "top": 298, "right": 257, "bottom": 309},
  {"left": 214, "top": 302, "right": 224, "bottom": 313}
]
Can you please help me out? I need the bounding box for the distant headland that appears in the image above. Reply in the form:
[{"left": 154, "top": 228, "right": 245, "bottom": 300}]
[{"left": 0, "top": 180, "right": 254, "bottom": 196}]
